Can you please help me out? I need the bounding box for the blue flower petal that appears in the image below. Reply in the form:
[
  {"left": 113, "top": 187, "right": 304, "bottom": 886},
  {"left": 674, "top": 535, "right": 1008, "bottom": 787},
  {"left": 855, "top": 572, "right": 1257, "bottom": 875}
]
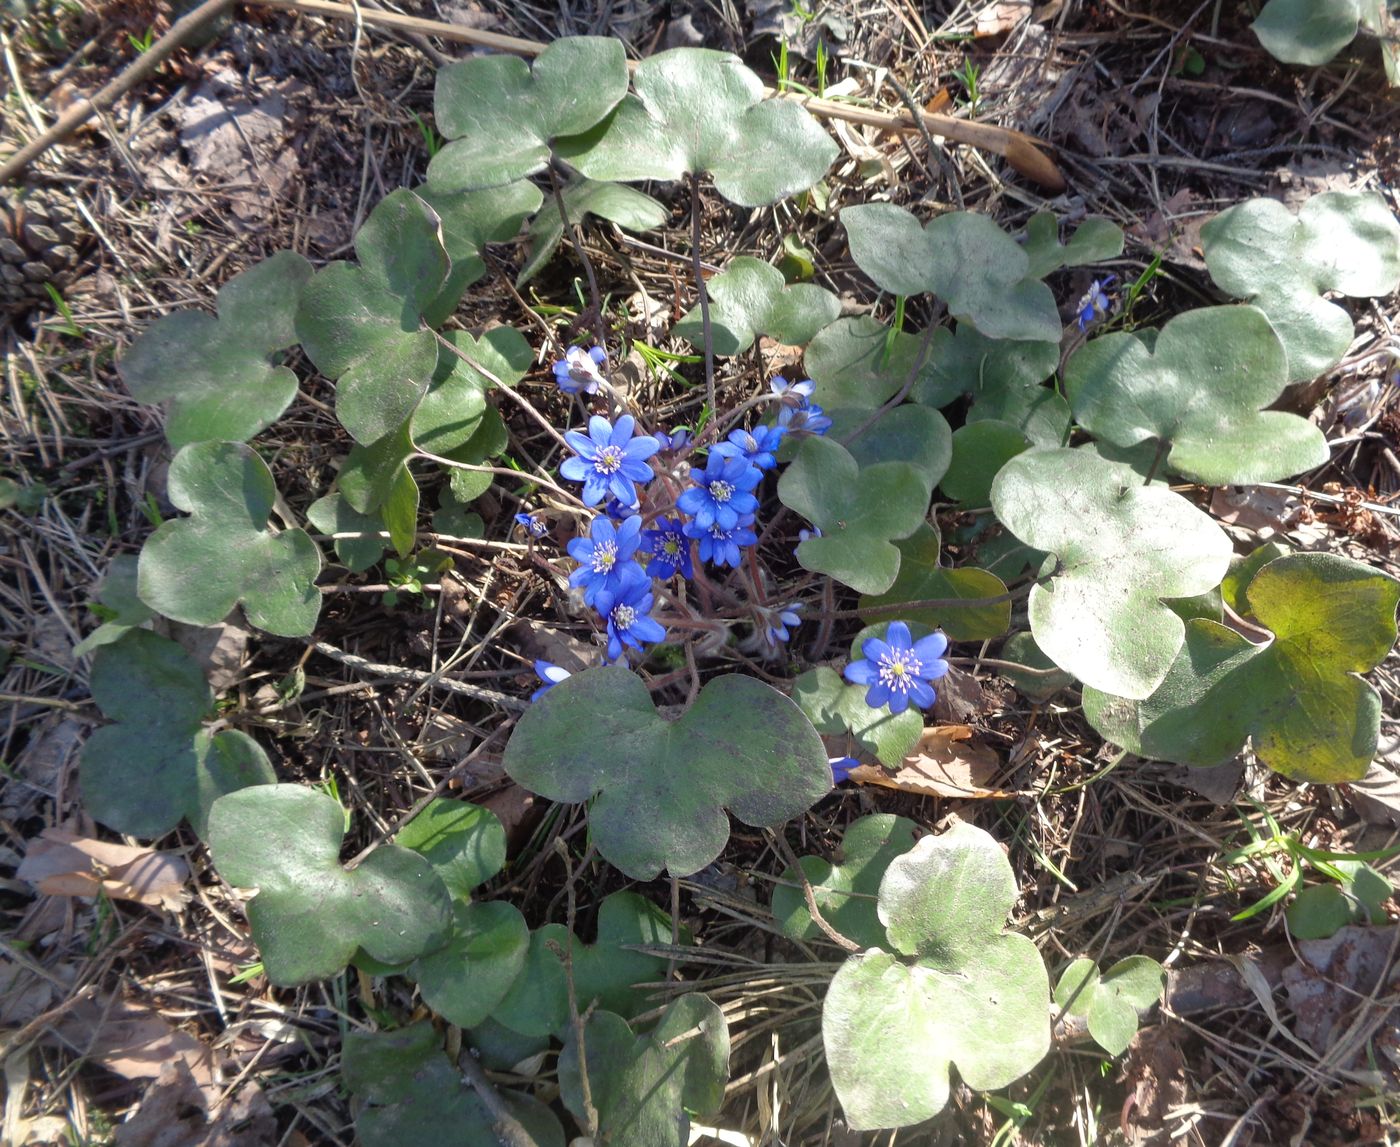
[
  {"left": 911, "top": 631, "right": 949, "bottom": 662},
  {"left": 844, "top": 658, "right": 877, "bottom": 685}
]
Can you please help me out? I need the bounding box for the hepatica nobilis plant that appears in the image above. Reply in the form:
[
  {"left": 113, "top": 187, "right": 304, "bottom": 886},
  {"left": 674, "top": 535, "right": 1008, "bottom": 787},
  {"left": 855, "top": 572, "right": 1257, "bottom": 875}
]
[{"left": 82, "top": 33, "right": 1400, "bottom": 1141}]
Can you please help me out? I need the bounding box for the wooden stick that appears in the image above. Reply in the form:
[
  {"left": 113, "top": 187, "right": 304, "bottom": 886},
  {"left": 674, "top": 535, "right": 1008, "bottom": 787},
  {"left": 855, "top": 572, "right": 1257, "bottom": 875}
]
[
  {"left": 247, "top": 0, "right": 1065, "bottom": 191},
  {"left": 0, "top": 0, "right": 238, "bottom": 185}
]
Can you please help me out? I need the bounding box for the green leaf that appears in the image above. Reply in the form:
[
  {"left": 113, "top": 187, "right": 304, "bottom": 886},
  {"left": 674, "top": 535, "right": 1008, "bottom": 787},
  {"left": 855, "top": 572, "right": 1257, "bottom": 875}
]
[
  {"left": 771, "top": 813, "right": 921, "bottom": 947},
  {"left": 1053, "top": 955, "right": 1163, "bottom": 1056},
  {"left": 119, "top": 251, "right": 312, "bottom": 449},
  {"left": 1201, "top": 191, "right": 1400, "bottom": 379},
  {"left": 914, "top": 323, "right": 1058, "bottom": 412},
  {"left": 941, "top": 421, "right": 1031, "bottom": 506},
  {"left": 74, "top": 555, "right": 154, "bottom": 656},
  {"left": 674, "top": 256, "right": 841, "bottom": 355},
  {"left": 336, "top": 327, "right": 524, "bottom": 523},
  {"left": 558, "top": 995, "right": 729, "bottom": 1147},
  {"left": 137, "top": 442, "right": 322, "bottom": 636},
  {"left": 79, "top": 630, "right": 274, "bottom": 838},
  {"left": 1064, "top": 306, "right": 1327, "bottom": 484},
  {"left": 305, "top": 493, "right": 388, "bottom": 573},
  {"left": 803, "top": 315, "right": 933, "bottom": 409},
  {"left": 779, "top": 436, "right": 929, "bottom": 595},
  {"left": 295, "top": 189, "right": 449, "bottom": 444},
  {"left": 344, "top": 1022, "right": 565, "bottom": 1147},
  {"left": 1221, "top": 541, "right": 1290, "bottom": 616},
  {"left": 1084, "top": 552, "right": 1400, "bottom": 782},
  {"left": 841, "top": 204, "right": 1061, "bottom": 341},
  {"left": 1021, "top": 212, "right": 1124, "bottom": 279},
  {"left": 429, "top": 37, "right": 629, "bottom": 192},
  {"left": 857, "top": 524, "right": 1010, "bottom": 641},
  {"left": 997, "top": 632, "right": 1075, "bottom": 702},
  {"left": 557, "top": 48, "right": 837, "bottom": 206},
  {"left": 490, "top": 890, "right": 676, "bottom": 1037},
  {"left": 414, "top": 178, "right": 544, "bottom": 326},
  {"left": 793, "top": 665, "right": 923, "bottom": 767},
  {"left": 822, "top": 823, "right": 1050, "bottom": 1130},
  {"left": 822, "top": 403, "right": 951, "bottom": 494},
  {"left": 1253, "top": 0, "right": 1361, "bottom": 65},
  {"left": 206, "top": 784, "right": 453, "bottom": 985},
  {"left": 1286, "top": 884, "right": 1361, "bottom": 939},
  {"left": 502, "top": 668, "right": 830, "bottom": 879},
  {"left": 519, "top": 176, "right": 667, "bottom": 287},
  {"left": 395, "top": 797, "right": 506, "bottom": 901},
  {"left": 990, "top": 448, "right": 1232, "bottom": 698},
  {"left": 411, "top": 901, "right": 530, "bottom": 1029}
]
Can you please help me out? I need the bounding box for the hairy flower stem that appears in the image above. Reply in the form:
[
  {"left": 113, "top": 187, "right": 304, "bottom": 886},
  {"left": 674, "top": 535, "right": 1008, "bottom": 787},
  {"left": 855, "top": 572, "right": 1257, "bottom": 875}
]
[
  {"left": 457, "top": 1046, "right": 540, "bottom": 1147},
  {"left": 690, "top": 174, "right": 716, "bottom": 425},
  {"left": 549, "top": 164, "right": 606, "bottom": 349}
]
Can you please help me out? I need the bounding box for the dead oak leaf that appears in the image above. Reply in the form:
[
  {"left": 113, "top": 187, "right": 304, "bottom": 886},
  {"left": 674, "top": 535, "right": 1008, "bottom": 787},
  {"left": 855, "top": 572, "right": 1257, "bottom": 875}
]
[
  {"left": 847, "top": 724, "right": 1018, "bottom": 799},
  {"left": 17, "top": 828, "right": 189, "bottom": 910}
]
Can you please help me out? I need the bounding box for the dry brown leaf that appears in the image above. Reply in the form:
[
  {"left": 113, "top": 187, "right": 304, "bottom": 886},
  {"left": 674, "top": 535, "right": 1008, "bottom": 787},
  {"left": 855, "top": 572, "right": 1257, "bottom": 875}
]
[
  {"left": 1349, "top": 756, "right": 1400, "bottom": 826},
  {"left": 17, "top": 828, "right": 189, "bottom": 910},
  {"left": 114, "top": 1058, "right": 275, "bottom": 1147},
  {"left": 847, "top": 725, "right": 1017, "bottom": 799},
  {"left": 478, "top": 783, "right": 544, "bottom": 854},
  {"left": 974, "top": 0, "right": 1033, "bottom": 36},
  {"left": 55, "top": 999, "right": 215, "bottom": 1087},
  {"left": 1282, "top": 925, "right": 1400, "bottom": 1078}
]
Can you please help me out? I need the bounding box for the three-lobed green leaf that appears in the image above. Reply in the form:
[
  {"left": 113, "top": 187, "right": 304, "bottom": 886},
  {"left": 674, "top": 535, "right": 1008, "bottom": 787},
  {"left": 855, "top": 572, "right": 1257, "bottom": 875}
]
[
  {"left": 1053, "top": 956, "right": 1163, "bottom": 1056},
  {"left": 558, "top": 994, "right": 729, "bottom": 1147},
  {"left": 1065, "top": 305, "right": 1327, "bottom": 484},
  {"left": 502, "top": 667, "right": 830, "bottom": 879},
  {"left": 558, "top": 48, "right": 837, "bottom": 206},
  {"left": 822, "top": 822, "right": 1050, "bottom": 1130},
  {"left": 138, "top": 442, "right": 322, "bottom": 636},
  {"left": 79, "top": 629, "right": 275, "bottom": 838},
  {"left": 207, "top": 784, "right": 453, "bottom": 985},
  {"left": 429, "top": 37, "right": 630, "bottom": 192},
  {"left": 991, "top": 448, "right": 1232, "bottom": 698},
  {"left": 120, "top": 251, "right": 312, "bottom": 449},
  {"left": 674, "top": 256, "right": 840, "bottom": 355},
  {"left": 295, "top": 189, "right": 449, "bottom": 444},
  {"left": 779, "top": 436, "right": 930, "bottom": 595},
  {"left": 1201, "top": 191, "right": 1400, "bottom": 380},
  {"left": 841, "top": 204, "right": 1061, "bottom": 341},
  {"left": 1084, "top": 551, "right": 1400, "bottom": 782}
]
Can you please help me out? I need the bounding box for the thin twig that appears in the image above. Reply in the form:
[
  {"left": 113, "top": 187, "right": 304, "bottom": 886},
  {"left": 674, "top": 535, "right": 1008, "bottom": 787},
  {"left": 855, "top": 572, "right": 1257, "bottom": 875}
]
[
  {"left": 312, "top": 641, "right": 529, "bottom": 711},
  {"left": 689, "top": 175, "right": 716, "bottom": 422},
  {"left": 766, "top": 831, "right": 860, "bottom": 953},
  {"left": 456, "top": 1048, "right": 540, "bottom": 1147},
  {"left": 552, "top": 839, "right": 600, "bottom": 1139}
]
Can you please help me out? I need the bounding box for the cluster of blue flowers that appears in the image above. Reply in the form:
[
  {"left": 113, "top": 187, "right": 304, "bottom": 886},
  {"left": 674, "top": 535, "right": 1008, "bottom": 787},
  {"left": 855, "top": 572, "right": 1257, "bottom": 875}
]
[{"left": 535, "top": 350, "right": 833, "bottom": 666}]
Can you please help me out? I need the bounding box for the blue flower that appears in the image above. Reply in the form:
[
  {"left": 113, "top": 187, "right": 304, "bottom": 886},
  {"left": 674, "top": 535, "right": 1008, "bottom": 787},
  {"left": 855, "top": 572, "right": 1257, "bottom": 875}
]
[
  {"left": 685, "top": 514, "right": 757, "bottom": 569},
  {"left": 567, "top": 514, "right": 645, "bottom": 606},
  {"left": 531, "top": 660, "right": 572, "bottom": 702},
  {"left": 798, "top": 525, "right": 822, "bottom": 543},
  {"left": 514, "top": 512, "right": 548, "bottom": 539},
  {"left": 830, "top": 756, "right": 859, "bottom": 783},
  {"left": 595, "top": 575, "right": 666, "bottom": 662},
  {"left": 654, "top": 427, "right": 692, "bottom": 452},
  {"left": 771, "top": 375, "right": 815, "bottom": 409},
  {"left": 758, "top": 603, "right": 803, "bottom": 647},
  {"left": 553, "top": 345, "right": 607, "bottom": 394},
  {"left": 1075, "top": 275, "right": 1117, "bottom": 331},
  {"left": 603, "top": 497, "right": 639, "bottom": 521},
  {"left": 642, "top": 517, "right": 693, "bottom": 580},
  {"left": 777, "top": 400, "right": 831, "bottom": 437},
  {"left": 677, "top": 451, "right": 762, "bottom": 531},
  {"left": 713, "top": 424, "right": 786, "bottom": 471},
  {"left": 560, "top": 415, "right": 660, "bottom": 507},
  {"left": 843, "top": 621, "right": 950, "bottom": 714}
]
